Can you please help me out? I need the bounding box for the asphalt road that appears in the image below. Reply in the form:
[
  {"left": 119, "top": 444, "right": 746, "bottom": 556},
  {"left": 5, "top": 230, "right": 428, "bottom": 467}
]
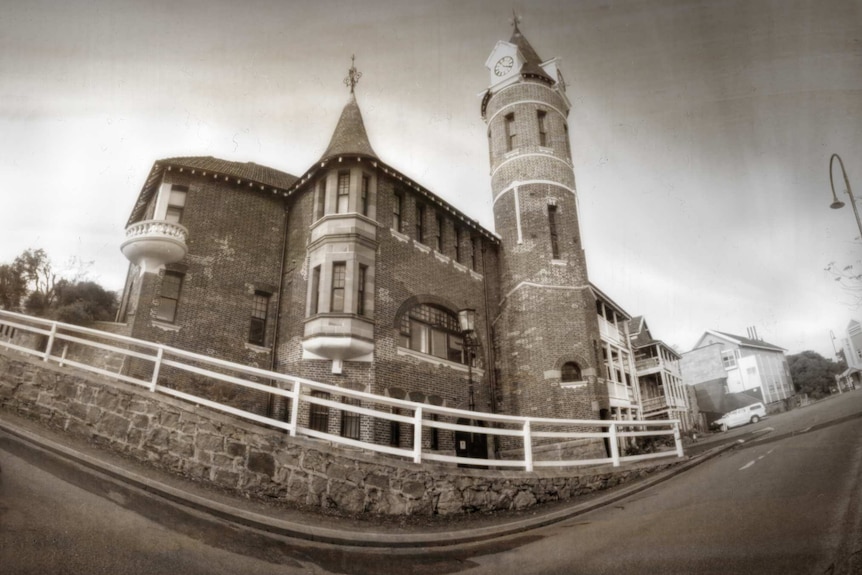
[
  {"left": 0, "top": 445, "right": 315, "bottom": 575},
  {"left": 459, "top": 393, "right": 862, "bottom": 575}
]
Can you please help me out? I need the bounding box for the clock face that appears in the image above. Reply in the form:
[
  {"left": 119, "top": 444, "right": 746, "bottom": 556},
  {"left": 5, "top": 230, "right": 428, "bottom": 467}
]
[{"left": 494, "top": 56, "right": 514, "bottom": 77}]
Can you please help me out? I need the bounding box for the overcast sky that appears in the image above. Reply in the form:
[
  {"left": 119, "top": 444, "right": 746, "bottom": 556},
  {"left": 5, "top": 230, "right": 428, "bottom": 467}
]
[{"left": 1, "top": 0, "right": 860, "bottom": 358}]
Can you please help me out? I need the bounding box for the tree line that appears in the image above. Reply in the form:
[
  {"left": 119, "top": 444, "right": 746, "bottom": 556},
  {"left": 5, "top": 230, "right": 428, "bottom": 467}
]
[{"left": 0, "top": 248, "right": 118, "bottom": 326}]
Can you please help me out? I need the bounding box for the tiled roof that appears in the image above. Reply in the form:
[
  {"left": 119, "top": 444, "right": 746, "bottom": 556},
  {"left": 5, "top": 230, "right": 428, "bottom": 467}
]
[
  {"left": 126, "top": 156, "right": 298, "bottom": 225},
  {"left": 160, "top": 157, "right": 298, "bottom": 189},
  {"left": 319, "top": 94, "right": 378, "bottom": 161}
]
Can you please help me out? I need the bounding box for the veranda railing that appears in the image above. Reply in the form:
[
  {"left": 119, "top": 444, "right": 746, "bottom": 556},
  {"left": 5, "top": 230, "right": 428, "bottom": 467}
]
[{"left": 0, "top": 310, "right": 684, "bottom": 471}]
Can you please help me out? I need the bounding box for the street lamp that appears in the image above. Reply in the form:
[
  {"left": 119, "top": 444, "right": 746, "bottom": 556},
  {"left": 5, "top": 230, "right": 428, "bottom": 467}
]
[
  {"left": 458, "top": 308, "right": 477, "bottom": 412},
  {"left": 829, "top": 154, "right": 862, "bottom": 239}
]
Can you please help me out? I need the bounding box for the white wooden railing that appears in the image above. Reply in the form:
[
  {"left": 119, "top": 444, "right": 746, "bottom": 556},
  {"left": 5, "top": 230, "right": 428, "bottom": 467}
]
[{"left": 0, "top": 310, "right": 684, "bottom": 471}]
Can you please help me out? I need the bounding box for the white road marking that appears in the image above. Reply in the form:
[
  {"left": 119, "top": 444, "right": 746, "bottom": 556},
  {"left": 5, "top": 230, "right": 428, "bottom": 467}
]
[{"left": 740, "top": 461, "right": 756, "bottom": 470}]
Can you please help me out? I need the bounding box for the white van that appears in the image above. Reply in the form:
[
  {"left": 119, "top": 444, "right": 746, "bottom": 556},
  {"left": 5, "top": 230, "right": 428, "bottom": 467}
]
[{"left": 712, "top": 402, "right": 767, "bottom": 432}]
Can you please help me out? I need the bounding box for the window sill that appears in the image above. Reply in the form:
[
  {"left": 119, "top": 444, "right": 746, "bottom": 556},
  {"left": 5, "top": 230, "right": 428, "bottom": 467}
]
[
  {"left": 560, "top": 380, "right": 588, "bottom": 390},
  {"left": 551, "top": 259, "right": 567, "bottom": 266},
  {"left": 244, "top": 342, "right": 271, "bottom": 354},
  {"left": 396, "top": 346, "right": 485, "bottom": 376},
  {"left": 152, "top": 320, "right": 181, "bottom": 332}
]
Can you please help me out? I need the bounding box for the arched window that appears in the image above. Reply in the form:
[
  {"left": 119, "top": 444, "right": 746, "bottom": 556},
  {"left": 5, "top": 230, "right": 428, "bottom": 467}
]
[
  {"left": 561, "top": 362, "right": 582, "bottom": 383},
  {"left": 398, "top": 304, "right": 467, "bottom": 364}
]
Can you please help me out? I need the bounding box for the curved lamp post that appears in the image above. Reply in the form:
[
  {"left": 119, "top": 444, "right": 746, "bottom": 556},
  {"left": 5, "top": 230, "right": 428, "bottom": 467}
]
[{"left": 829, "top": 153, "right": 862, "bottom": 239}]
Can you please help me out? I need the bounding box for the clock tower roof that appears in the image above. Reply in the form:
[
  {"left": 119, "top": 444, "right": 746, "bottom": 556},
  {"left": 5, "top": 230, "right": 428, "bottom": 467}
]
[{"left": 509, "top": 21, "right": 554, "bottom": 83}]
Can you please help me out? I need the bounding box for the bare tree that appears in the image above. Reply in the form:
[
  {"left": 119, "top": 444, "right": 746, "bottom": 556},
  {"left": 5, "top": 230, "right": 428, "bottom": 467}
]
[{"left": 13, "top": 248, "right": 60, "bottom": 316}]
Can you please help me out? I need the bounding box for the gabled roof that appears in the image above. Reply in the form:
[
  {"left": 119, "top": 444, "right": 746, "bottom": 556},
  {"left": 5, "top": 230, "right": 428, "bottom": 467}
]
[
  {"left": 319, "top": 93, "right": 378, "bottom": 162},
  {"left": 706, "top": 330, "right": 786, "bottom": 352},
  {"left": 509, "top": 22, "right": 554, "bottom": 84},
  {"left": 126, "top": 156, "right": 298, "bottom": 225},
  {"left": 628, "top": 316, "right": 648, "bottom": 344}
]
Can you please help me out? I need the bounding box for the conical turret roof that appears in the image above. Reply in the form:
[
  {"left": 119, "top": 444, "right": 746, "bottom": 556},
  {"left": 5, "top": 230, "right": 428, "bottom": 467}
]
[
  {"left": 319, "top": 92, "right": 378, "bottom": 162},
  {"left": 509, "top": 22, "right": 554, "bottom": 83}
]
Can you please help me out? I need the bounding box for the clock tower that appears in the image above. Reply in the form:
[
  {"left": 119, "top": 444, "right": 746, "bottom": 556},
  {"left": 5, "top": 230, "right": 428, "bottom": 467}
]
[{"left": 482, "top": 20, "right": 605, "bottom": 423}]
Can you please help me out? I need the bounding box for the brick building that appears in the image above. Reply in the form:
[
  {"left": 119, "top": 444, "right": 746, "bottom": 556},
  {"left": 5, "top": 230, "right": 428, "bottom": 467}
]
[{"left": 116, "top": 23, "right": 636, "bottom": 458}]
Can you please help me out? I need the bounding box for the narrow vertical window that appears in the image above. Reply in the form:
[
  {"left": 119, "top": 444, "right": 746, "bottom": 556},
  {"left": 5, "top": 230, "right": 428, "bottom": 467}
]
[
  {"left": 471, "top": 237, "right": 480, "bottom": 271},
  {"left": 504, "top": 113, "right": 516, "bottom": 151},
  {"left": 454, "top": 228, "right": 461, "bottom": 263},
  {"left": 309, "top": 391, "right": 330, "bottom": 432},
  {"left": 156, "top": 272, "right": 183, "bottom": 323},
  {"left": 564, "top": 123, "right": 571, "bottom": 159},
  {"left": 336, "top": 172, "right": 350, "bottom": 213},
  {"left": 416, "top": 204, "right": 426, "bottom": 244},
  {"left": 340, "top": 397, "right": 361, "bottom": 440},
  {"left": 330, "top": 262, "right": 346, "bottom": 312},
  {"left": 165, "top": 185, "right": 188, "bottom": 224},
  {"left": 537, "top": 110, "right": 548, "bottom": 147},
  {"left": 357, "top": 264, "right": 368, "bottom": 316},
  {"left": 360, "top": 175, "right": 370, "bottom": 216},
  {"left": 392, "top": 192, "right": 402, "bottom": 232},
  {"left": 548, "top": 205, "right": 560, "bottom": 259},
  {"left": 314, "top": 179, "right": 326, "bottom": 220},
  {"left": 248, "top": 291, "right": 270, "bottom": 346},
  {"left": 434, "top": 213, "right": 443, "bottom": 251},
  {"left": 310, "top": 266, "right": 321, "bottom": 315}
]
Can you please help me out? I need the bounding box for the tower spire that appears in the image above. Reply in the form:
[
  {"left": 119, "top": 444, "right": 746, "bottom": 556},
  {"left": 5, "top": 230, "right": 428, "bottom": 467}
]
[
  {"left": 343, "top": 54, "right": 362, "bottom": 94},
  {"left": 510, "top": 10, "right": 521, "bottom": 33}
]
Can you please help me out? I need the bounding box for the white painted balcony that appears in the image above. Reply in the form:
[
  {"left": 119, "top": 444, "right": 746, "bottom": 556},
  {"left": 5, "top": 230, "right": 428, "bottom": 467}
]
[
  {"left": 120, "top": 220, "right": 188, "bottom": 274},
  {"left": 597, "top": 315, "right": 625, "bottom": 345}
]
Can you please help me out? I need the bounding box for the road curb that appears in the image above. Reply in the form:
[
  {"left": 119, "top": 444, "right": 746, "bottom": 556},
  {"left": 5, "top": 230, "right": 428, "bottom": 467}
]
[{"left": 0, "top": 417, "right": 736, "bottom": 549}]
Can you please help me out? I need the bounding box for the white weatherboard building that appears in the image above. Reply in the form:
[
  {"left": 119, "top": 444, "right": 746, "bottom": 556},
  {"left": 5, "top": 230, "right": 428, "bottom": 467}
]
[{"left": 681, "top": 330, "right": 795, "bottom": 407}]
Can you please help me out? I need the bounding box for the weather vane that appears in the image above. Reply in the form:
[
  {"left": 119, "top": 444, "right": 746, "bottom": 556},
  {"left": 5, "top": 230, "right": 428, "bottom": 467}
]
[
  {"left": 509, "top": 9, "right": 521, "bottom": 30},
  {"left": 344, "top": 54, "right": 362, "bottom": 93}
]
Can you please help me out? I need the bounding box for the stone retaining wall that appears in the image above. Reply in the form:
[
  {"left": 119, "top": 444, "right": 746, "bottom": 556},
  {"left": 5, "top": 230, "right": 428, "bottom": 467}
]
[{"left": 0, "top": 350, "right": 677, "bottom": 516}]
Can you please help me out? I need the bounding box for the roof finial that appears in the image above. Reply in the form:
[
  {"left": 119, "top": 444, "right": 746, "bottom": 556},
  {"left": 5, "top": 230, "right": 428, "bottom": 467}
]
[
  {"left": 510, "top": 9, "right": 522, "bottom": 32},
  {"left": 344, "top": 54, "right": 362, "bottom": 94}
]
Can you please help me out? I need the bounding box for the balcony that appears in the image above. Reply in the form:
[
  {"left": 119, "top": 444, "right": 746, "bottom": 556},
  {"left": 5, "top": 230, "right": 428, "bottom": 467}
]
[
  {"left": 642, "top": 394, "right": 687, "bottom": 414},
  {"left": 636, "top": 356, "right": 661, "bottom": 372},
  {"left": 597, "top": 315, "right": 625, "bottom": 345},
  {"left": 607, "top": 380, "right": 634, "bottom": 405},
  {"left": 120, "top": 220, "right": 188, "bottom": 274}
]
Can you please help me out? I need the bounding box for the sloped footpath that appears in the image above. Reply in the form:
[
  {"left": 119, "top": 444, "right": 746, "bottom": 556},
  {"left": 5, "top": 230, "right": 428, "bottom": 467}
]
[{"left": 0, "top": 410, "right": 736, "bottom": 549}]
